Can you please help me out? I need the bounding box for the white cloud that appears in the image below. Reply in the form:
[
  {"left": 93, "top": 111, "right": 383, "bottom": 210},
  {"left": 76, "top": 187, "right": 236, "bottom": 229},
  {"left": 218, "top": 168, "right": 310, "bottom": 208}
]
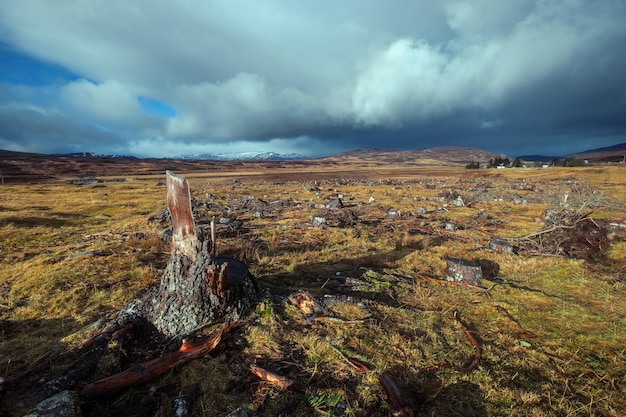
[
  {"left": 60, "top": 79, "right": 146, "bottom": 125},
  {"left": 166, "top": 72, "right": 333, "bottom": 140}
]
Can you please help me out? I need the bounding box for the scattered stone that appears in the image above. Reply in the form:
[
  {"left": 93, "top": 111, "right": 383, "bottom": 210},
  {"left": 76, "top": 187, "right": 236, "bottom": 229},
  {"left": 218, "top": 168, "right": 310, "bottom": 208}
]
[
  {"left": 326, "top": 198, "right": 343, "bottom": 209},
  {"left": 444, "top": 222, "right": 456, "bottom": 232},
  {"left": 312, "top": 215, "right": 326, "bottom": 227},
  {"left": 25, "top": 390, "right": 82, "bottom": 417},
  {"left": 416, "top": 207, "right": 427, "bottom": 215},
  {"left": 172, "top": 397, "right": 189, "bottom": 417},
  {"left": 453, "top": 196, "right": 464, "bottom": 207},
  {"left": 387, "top": 209, "right": 399, "bottom": 217}
]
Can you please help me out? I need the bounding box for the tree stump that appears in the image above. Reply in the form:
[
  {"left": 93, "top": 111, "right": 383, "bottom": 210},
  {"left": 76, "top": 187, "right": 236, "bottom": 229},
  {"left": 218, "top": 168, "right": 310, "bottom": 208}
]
[
  {"left": 488, "top": 239, "right": 514, "bottom": 254},
  {"left": 118, "top": 171, "right": 259, "bottom": 339},
  {"left": 446, "top": 258, "right": 482, "bottom": 287}
]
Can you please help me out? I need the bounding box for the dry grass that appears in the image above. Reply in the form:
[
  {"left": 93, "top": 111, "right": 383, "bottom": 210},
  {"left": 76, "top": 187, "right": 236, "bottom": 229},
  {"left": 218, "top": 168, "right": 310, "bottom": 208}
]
[{"left": 1, "top": 165, "right": 625, "bottom": 416}]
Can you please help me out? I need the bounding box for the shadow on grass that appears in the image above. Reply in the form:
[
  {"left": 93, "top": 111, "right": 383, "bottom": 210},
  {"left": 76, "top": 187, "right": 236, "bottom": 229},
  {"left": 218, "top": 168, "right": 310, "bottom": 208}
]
[{"left": 0, "top": 317, "right": 83, "bottom": 414}]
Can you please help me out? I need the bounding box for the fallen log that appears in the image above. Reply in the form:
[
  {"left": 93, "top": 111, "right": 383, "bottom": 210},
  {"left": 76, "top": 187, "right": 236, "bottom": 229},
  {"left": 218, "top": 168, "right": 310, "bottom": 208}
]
[{"left": 80, "top": 322, "right": 236, "bottom": 400}]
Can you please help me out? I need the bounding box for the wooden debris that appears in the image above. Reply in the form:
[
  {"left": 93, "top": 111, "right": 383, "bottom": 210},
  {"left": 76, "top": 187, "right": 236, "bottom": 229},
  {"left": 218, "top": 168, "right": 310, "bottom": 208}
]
[
  {"left": 80, "top": 323, "right": 235, "bottom": 400},
  {"left": 511, "top": 209, "right": 610, "bottom": 260},
  {"left": 453, "top": 311, "right": 482, "bottom": 374},
  {"left": 494, "top": 305, "right": 538, "bottom": 339},
  {"left": 379, "top": 373, "right": 419, "bottom": 417},
  {"left": 288, "top": 291, "right": 323, "bottom": 316},
  {"left": 249, "top": 365, "right": 297, "bottom": 391}
]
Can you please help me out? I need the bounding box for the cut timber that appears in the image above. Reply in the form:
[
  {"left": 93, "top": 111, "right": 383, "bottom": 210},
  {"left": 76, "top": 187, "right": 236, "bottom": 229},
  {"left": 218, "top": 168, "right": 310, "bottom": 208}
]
[
  {"left": 117, "top": 171, "right": 259, "bottom": 339},
  {"left": 446, "top": 258, "right": 482, "bottom": 287}
]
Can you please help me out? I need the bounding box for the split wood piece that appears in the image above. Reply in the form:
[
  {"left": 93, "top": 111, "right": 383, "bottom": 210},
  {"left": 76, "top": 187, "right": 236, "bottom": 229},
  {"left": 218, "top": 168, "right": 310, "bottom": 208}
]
[
  {"left": 166, "top": 170, "right": 199, "bottom": 261},
  {"left": 452, "top": 311, "right": 482, "bottom": 374},
  {"left": 249, "top": 365, "right": 305, "bottom": 393},
  {"left": 80, "top": 322, "right": 236, "bottom": 400}
]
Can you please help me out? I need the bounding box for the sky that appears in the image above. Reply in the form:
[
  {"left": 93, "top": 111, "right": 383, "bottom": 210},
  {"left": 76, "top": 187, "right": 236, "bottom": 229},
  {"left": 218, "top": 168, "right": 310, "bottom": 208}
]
[{"left": 0, "top": 0, "right": 625, "bottom": 158}]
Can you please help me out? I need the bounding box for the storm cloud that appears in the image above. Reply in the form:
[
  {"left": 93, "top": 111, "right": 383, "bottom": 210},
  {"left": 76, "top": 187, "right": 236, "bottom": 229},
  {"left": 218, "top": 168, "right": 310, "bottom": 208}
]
[{"left": 0, "top": 0, "right": 624, "bottom": 157}]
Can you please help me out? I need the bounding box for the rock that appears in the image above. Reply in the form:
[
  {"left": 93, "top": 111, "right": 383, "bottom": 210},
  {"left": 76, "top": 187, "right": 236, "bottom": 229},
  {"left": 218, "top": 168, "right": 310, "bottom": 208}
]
[
  {"left": 25, "top": 390, "right": 82, "bottom": 417},
  {"left": 387, "top": 209, "right": 399, "bottom": 218},
  {"left": 416, "top": 207, "right": 427, "bottom": 215},
  {"left": 312, "top": 215, "right": 326, "bottom": 227},
  {"left": 326, "top": 198, "right": 343, "bottom": 209}
]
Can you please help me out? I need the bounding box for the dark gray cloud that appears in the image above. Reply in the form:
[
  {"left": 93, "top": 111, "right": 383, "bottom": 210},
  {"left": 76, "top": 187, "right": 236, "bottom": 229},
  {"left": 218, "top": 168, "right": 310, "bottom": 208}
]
[
  {"left": 0, "top": 102, "right": 127, "bottom": 154},
  {"left": 0, "top": 0, "right": 624, "bottom": 157}
]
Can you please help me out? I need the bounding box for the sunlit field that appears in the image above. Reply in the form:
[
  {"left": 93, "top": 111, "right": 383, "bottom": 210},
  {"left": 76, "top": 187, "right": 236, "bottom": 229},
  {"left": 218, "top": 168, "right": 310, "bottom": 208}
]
[{"left": 1, "top": 165, "right": 625, "bottom": 416}]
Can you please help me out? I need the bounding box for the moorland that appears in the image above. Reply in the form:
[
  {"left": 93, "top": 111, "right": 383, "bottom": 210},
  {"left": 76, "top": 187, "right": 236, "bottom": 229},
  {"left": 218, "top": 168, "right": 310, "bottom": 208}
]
[{"left": 0, "top": 151, "right": 625, "bottom": 416}]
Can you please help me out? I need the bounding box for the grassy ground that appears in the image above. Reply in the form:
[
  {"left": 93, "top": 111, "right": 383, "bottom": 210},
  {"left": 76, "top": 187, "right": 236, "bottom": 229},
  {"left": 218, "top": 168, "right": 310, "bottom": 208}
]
[{"left": 1, "top": 165, "right": 625, "bottom": 416}]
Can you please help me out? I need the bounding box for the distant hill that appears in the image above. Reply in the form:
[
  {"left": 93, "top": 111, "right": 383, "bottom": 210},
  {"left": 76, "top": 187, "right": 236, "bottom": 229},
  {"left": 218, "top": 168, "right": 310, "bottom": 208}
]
[
  {"left": 327, "top": 146, "right": 509, "bottom": 166},
  {"left": 517, "top": 155, "right": 558, "bottom": 163},
  {"left": 172, "top": 151, "right": 306, "bottom": 161},
  {"left": 576, "top": 142, "right": 626, "bottom": 155},
  {"left": 519, "top": 142, "right": 626, "bottom": 163}
]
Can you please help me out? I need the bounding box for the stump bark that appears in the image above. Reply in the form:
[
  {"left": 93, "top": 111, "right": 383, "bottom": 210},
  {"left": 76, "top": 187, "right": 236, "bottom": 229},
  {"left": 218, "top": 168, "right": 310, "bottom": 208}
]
[{"left": 119, "top": 171, "right": 259, "bottom": 339}]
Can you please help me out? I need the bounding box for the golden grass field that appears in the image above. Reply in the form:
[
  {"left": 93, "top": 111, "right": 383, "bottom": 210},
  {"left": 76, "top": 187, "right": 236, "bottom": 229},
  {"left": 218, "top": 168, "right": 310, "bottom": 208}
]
[{"left": 1, "top": 163, "right": 625, "bottom": 416}]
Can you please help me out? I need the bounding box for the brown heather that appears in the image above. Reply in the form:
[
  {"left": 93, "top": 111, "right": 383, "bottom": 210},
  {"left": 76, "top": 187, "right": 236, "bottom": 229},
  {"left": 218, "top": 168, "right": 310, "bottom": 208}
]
[{"left": 1, "top": 164, "right": 625, "bottom": 416}]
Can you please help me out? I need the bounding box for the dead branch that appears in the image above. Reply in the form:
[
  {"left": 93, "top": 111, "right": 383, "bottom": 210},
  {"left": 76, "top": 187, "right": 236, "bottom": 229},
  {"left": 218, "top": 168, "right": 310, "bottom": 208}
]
[
  {"left": 453, "top": 311, "right": 482, "bottom": 374},
  {"left": 80, "top": 322, "right": 236, "bottom": 400},
  {"left": 312, "top": 317, "right": 367, "bottom": 325},
  {"left": 379, "top": 373, "right": 419, "bottom": 417},
  {"left": 494, "top": 305, "right": 538, "bottom": 339}
]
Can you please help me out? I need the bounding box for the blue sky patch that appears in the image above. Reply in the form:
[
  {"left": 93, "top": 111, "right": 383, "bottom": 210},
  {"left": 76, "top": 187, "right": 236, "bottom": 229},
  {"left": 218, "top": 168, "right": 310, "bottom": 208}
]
[
  {"left": 138, "top": 96, "right": 176, "bottom": 118},
  {"left": 0, "top": 43, "right": 79, "bottom": 86}
]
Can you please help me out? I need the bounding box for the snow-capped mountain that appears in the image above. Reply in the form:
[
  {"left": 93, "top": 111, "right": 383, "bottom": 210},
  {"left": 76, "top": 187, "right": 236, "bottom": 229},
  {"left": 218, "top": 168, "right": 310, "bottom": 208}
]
[{"left": 172, "top": 151, "right": 307, "bottom": 161}]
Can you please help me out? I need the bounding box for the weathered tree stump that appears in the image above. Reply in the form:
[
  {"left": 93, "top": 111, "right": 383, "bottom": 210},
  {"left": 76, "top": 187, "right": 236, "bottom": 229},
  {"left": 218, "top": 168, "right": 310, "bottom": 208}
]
[
  {"left": 489, "top": 239, "right": 514, "bottom": 254},
  {"left": 446, "top": 258, "right": 482, "bottom": 287},
  {"left": 118, "top": 171, "right": 259, "bottom": 339}
]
